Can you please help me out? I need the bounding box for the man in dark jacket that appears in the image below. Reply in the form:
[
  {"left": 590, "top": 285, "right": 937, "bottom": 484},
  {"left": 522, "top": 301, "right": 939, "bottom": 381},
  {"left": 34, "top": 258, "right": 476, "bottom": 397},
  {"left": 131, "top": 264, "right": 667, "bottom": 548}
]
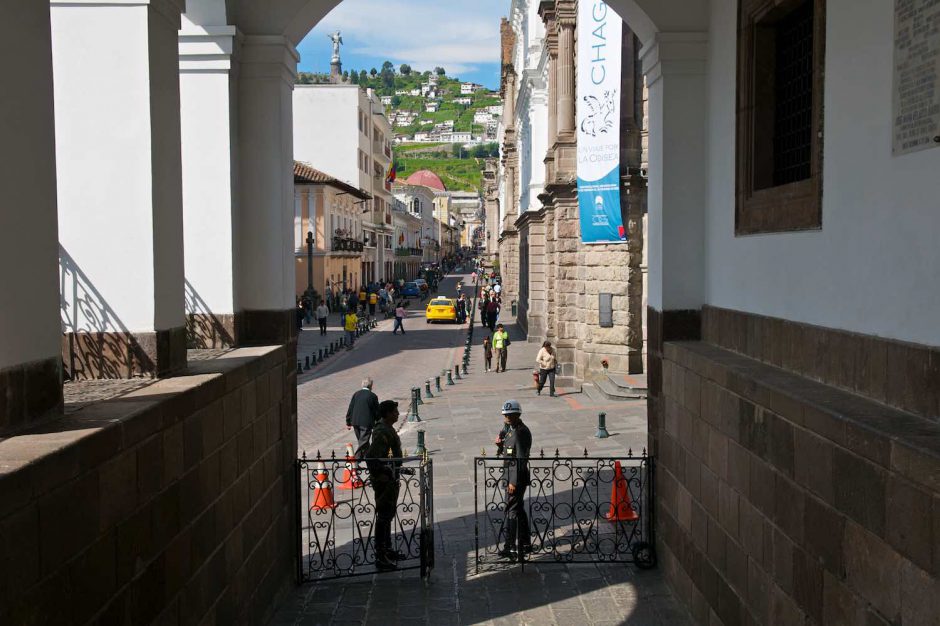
[
  {"left": 346, "top": 378, "right": 379, "bottom": 458},
  {"left": 366, "top": 400, "right": 407, "bottom": 571},
  {"left": 497, "top": 399, "right": 532, "bottom": 560}
]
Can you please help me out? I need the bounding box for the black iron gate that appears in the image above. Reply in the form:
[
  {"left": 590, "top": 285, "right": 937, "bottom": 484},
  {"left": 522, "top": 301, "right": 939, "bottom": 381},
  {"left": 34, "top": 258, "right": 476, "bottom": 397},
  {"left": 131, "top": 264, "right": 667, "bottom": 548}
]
[
  {"left": 297, "top": 452, "right": 434, "bottom": 582},
  {"left": 474, "top": 451, "right": 655, "bottom": 571}
]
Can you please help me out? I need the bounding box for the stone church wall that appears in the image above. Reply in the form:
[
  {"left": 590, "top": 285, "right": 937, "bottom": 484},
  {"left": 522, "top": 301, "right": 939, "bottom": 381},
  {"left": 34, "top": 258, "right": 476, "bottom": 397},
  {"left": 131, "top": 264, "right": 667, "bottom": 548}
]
[
  {"left": 0, "top": 347, "right": 297, "bottom": 624},
  {"left": 653, "top": 308, "right": 940, "bottom": 625}
]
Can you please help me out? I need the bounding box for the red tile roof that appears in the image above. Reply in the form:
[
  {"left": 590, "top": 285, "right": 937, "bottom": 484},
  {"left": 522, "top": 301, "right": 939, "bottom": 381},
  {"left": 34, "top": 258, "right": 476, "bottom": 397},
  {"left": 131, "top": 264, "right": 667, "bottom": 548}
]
[{"left": 293, "top": 162, "right": 371, "bottom": 200}]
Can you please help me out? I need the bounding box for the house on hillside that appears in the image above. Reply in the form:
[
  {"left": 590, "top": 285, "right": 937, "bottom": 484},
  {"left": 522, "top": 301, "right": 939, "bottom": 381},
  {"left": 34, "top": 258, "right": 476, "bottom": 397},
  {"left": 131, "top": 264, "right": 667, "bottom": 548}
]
[
  {"left": 460, "top": 82, "right": 482, "bottom": 95},
  {"left": 441, "top": 131, "right": 471, "bottom": 143},
  {"left": 454, "top": 97, "right": 473, "bottom": 106},
  {"left": 425, "top": 101, "right": 439, "bottom": 113},
  {"left": 380, "top": 95, "right": 392, "bottom": 105},
  {"left": 473, "top": 111, "right": 494, "bottom": 124},
  {"left": 409, "top": 88, "right": 420, "bottom": 96}
]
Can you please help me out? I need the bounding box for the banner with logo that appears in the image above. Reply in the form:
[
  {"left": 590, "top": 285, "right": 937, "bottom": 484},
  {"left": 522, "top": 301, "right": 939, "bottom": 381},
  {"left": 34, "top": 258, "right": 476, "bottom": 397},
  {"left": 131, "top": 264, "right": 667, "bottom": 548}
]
[{"left": 576, "top": 1, "right": 625, "bottom": 244}]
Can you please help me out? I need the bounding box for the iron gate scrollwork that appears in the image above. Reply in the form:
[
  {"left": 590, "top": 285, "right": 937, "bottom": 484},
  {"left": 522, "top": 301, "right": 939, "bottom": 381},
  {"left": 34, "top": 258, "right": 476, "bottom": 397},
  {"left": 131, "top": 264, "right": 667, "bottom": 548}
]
[
  {"left": 297, "top": 452, "right": 434, "bottom": 582},
  {"left": 474, "top": 452, "right": 655, "bottom": 571}
]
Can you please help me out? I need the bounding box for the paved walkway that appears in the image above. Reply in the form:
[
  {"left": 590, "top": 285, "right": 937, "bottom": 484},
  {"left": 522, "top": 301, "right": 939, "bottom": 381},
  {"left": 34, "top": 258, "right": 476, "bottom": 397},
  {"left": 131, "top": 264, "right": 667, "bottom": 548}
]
[{"left": 276, "top": 271, "right": 691, "bottom": 625}]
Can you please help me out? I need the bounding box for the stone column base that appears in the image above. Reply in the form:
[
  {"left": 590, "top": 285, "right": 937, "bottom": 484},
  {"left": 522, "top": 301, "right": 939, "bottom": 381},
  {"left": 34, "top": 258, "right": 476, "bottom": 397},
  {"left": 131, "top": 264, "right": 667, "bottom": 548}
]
[
  {"left": 63, "top": 326, "right": 188, "bottom": 380},
  {"left": 0, "top": 357, "right": 63, "bottom": 434},
  {"left": 235, "top": 309, "right": 297, "bottom": 347}
]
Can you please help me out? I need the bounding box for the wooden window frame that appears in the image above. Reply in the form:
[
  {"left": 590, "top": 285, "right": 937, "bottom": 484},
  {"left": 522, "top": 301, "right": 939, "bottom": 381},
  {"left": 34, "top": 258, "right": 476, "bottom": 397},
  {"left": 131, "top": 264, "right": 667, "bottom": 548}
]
[{"left": 735, "top": 0, "right": 826, "bottom": 235}]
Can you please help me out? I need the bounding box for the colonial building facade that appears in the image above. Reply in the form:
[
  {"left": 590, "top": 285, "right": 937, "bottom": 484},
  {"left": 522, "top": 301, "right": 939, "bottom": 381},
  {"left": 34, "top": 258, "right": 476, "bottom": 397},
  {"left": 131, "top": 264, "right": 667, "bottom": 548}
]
[{"left": 497, "top": 0, "right": 647, "bottom": 381}]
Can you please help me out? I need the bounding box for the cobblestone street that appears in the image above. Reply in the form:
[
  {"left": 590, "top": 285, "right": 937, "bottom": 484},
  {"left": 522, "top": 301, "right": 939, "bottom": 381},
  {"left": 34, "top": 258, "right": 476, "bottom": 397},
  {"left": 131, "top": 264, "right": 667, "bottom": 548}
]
[{"left": 274, "top": 271, "right": 691, "bottom": 625}]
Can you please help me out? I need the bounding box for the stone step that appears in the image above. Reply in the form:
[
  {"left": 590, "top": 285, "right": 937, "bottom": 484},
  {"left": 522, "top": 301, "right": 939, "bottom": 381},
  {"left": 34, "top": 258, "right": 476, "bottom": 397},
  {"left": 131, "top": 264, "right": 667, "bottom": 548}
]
[{"left": 595, "top": 371, "right": 648, "bottom": 401}]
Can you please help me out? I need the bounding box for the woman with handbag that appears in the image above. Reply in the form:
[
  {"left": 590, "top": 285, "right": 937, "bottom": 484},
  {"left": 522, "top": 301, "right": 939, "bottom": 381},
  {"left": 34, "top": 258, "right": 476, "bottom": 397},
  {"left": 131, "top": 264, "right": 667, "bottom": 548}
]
[{"left": 535, "top": 341, "right": 557, "bottom": 396}]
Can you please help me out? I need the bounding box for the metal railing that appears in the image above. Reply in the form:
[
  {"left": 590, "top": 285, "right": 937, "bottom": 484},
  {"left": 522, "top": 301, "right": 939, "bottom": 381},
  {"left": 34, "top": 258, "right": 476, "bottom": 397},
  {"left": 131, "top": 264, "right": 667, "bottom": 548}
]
[
  {"left": 474, "top": 451, "right": 655, "bottom": 571},
  {"left": 297, "top": 453, "right": 434, "bottom": 582}
]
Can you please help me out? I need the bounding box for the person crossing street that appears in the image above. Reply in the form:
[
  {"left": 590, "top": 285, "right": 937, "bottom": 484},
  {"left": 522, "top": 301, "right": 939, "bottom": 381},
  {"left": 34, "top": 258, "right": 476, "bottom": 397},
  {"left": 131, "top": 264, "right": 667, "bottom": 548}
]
[{"left": 345, "top": 378, "right": 379, "bottom": 459}]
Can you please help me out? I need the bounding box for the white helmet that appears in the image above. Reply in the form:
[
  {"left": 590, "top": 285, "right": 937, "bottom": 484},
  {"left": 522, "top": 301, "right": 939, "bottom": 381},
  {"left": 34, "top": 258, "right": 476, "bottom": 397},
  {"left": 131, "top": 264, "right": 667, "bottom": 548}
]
[{"left": 501, "top": 399, "right": 522, "bottom": 415}]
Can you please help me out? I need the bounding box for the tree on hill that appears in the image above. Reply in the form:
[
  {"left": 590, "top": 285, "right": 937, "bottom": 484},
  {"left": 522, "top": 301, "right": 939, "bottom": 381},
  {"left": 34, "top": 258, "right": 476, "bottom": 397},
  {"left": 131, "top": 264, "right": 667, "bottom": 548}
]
[
  {"left": 349, "top": 70, "right": 359, "bottom": 84},
  {"left": 391, "top": 95, "right": 402, "bottom": 107},
  {"left": 434, "top": 66, "right": 446, "bottom": 76},
  {"left": 359, "top": 70, "right": 368, "bottom": 83},
  {"left": 381, "top": 61, "right": 394, "bottom": 73},
  {"left": 400, "top": 64, "right": 412, "bottom": 75},
  {"left": 370, "top": 67, "right": 377, "bottom": 76}
]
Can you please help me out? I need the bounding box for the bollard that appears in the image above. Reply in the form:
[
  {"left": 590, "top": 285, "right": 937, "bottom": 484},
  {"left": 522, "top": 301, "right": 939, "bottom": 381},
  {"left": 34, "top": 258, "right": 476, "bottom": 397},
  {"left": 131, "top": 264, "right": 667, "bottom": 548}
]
[
  {"left": 413, "top": 386, "right": 423, "bottom": 406},
  {"left": 297, "top": 361, "right": 303, "bottom": 374},
  {"left": 407, "top": 393, "right": 421, "bottom": 422},
  {"left": 435, "top": 375, "right": 442, "bottom": 392},
  {"left": 416, "top": 430, "right": 427, "bottom": 456},
  {"left": 454, "top": 365, "right": 462, "bottom": 380},
  {"left": 595, "top": 412, "right": 610, "bottom": 439},
  {"left": 462, "top": 362, "right": 468, "bottom": 375},
  {"left": 446, "top": 370, "right": 455, "bottom": 386},
  {"left": 425, "top": 379, "right": 434, "bottom": 399},
  {"left": 319, "top": 348, "right": 324, "bottom": 361}
]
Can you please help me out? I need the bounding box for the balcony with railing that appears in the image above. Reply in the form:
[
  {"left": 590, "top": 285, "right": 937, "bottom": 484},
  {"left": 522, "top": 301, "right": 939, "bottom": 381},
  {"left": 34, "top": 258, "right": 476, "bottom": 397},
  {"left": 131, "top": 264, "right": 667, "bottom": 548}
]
[
  {"left": 395, "top": 247, "right": 423, "bottom": 257},
  {"left": 331, "top": 237, "right": 365, "bottom": 254}
]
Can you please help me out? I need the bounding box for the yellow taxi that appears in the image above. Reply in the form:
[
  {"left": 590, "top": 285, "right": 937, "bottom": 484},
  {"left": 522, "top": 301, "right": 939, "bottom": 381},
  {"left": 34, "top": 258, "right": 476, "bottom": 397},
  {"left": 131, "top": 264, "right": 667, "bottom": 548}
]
[{"left": 425, "top": 297, "right": 457, "bottom": 323}]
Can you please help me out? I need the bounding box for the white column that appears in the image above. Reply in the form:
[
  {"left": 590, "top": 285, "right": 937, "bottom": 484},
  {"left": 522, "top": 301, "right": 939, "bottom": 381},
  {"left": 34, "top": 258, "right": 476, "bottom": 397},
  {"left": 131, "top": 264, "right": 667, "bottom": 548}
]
[
  {"left": 51, "top": 0, "right": 187, "bottom": 377},
  {"left": 235, "top": 35, "right": 298, "bottom": 343},
  {"left": 0, "top": 0, "right": 63, "bottom": 427},
  {"left": 179, "top": 18, "right": 238, "bottom": 346},
  {"left": 640, "top": 33, "right": 708, "bottom": 313}
]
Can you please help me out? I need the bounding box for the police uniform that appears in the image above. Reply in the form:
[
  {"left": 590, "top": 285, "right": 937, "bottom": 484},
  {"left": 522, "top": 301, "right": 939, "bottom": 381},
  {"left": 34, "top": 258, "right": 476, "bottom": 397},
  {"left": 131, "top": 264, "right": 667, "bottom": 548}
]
[
  {"left": 502, "top": 420, "right": 532, "bottom": 555},
  {"left": 366, "top": 421, "right": 403, "bottom": 562}
]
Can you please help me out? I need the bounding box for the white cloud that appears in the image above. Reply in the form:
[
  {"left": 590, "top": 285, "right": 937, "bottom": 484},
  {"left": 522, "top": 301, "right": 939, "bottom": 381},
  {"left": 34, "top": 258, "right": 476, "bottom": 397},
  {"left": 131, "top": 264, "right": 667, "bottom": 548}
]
[{"left": 299, "top": 0, "right": 503, "bottom": 75}]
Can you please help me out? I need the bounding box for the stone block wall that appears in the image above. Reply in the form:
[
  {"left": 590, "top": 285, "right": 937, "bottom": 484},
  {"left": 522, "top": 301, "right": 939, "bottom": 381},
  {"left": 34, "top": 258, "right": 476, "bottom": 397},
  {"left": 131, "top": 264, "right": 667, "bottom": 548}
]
[
  {"left": 656, "top": 322, "right": 940, "bottom": 625},
  {"left": 0, "top": 346, "right": 297, "bottom": 624}
]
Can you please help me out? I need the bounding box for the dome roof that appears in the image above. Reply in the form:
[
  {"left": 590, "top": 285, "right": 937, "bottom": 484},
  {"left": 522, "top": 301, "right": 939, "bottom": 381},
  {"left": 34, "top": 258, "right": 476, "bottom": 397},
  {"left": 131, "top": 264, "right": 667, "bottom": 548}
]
[{"left": 405, "top": 170, "right": 446, "bottom": 191}]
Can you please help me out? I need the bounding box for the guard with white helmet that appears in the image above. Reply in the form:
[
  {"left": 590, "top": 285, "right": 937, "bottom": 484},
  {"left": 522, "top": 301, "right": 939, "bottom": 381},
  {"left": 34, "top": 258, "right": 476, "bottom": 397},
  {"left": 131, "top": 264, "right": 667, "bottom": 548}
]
[{"left": 496, "top": 399, "right": 532, "bottom": 561}]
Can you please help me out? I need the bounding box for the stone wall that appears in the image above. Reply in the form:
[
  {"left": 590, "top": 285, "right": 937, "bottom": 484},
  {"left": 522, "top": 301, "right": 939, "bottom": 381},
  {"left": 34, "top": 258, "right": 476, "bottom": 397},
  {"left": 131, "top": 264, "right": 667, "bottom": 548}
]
[
  {"left": 655, "top": 310, "right": 940, "bottom": 625},
  {"left": 0, "top": 346, "right": 297, "bottom": 624},
  {"left": 498, "top": 229, "right": 519, "bottom": 306}
]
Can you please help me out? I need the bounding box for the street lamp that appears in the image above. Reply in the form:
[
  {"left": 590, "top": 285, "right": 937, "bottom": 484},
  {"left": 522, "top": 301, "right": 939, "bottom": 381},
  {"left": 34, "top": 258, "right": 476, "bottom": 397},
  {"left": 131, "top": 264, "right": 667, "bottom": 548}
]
[{"left": 304, "top": 231, "right": 316, "bottom": 304}]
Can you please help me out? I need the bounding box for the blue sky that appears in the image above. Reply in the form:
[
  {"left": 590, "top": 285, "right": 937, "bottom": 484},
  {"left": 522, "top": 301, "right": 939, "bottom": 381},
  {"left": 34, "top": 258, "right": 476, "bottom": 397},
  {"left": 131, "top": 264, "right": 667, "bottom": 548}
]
[{"left": 297, "top": 0, "right": 505, "bottom": 90}]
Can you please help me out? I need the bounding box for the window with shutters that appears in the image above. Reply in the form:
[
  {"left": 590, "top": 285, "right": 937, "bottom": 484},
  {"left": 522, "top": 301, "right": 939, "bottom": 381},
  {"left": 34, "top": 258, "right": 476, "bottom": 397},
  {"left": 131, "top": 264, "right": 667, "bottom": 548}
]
[{"left": 735, "top": 0, "right": 825, "bottom": 234}]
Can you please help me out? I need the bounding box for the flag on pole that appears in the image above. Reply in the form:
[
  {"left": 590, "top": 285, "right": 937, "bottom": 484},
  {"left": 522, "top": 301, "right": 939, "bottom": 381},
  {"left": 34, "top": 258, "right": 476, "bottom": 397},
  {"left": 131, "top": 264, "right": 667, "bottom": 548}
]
[{"left": 385, "top": 162, "right": 397, "bottom": 184}]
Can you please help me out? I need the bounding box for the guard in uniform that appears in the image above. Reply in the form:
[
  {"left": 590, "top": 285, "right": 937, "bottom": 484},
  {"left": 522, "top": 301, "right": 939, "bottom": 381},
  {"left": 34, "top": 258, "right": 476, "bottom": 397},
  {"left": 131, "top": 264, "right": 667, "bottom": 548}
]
[
  {"left": 366, "top": 400, "right": 408, "bottom": 570},
  {"left": 497, "top": 399, "right": 532, "bottom": 560}
]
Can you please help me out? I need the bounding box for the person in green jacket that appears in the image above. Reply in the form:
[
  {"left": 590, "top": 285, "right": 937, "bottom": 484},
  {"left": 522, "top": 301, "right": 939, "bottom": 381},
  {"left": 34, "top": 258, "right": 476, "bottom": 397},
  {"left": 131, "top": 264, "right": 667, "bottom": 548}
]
[{"left": 492, "top": 324, "right": 510, "bottom": 373}]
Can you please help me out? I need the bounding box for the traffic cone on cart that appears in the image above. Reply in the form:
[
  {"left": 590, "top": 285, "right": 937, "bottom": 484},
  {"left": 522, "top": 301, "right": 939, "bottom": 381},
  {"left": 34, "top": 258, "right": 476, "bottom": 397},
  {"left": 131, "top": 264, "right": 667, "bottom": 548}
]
[
  {"left": 605, "top": 461, "right": 639, "bottom": 522},
  {"left": 310, "top": 461, "right": 337, "bottom": 511},
  {"left": 337, "top": 443, "right": 364, "bottom": 490}
]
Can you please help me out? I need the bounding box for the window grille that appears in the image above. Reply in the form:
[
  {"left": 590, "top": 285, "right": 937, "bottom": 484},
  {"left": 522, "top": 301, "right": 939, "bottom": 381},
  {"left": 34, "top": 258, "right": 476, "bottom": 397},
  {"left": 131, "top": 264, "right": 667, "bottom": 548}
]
[{"left": 772, "top": 0, "right": 814, "bottom": 186}]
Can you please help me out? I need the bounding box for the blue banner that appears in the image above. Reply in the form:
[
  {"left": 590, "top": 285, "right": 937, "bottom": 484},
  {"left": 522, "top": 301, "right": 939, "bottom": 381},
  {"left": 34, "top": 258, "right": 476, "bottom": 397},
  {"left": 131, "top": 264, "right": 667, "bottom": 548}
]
[{"left": 576, "top": 1, "right": 625, "bottom": 244}]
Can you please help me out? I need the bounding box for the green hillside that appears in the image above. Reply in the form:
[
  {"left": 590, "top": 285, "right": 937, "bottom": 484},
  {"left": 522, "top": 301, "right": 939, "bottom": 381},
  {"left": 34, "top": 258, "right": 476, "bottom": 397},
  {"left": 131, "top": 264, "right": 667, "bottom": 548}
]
[{"left": 297, "top": 64, "right": 502, "bottom": 193}]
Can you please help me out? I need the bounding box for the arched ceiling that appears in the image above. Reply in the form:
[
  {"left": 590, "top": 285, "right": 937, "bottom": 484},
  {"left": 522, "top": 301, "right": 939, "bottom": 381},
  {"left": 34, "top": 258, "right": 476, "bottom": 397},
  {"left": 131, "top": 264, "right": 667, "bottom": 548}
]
[{"left": 217, "top": 0, "right": 710, "bottom": 46}]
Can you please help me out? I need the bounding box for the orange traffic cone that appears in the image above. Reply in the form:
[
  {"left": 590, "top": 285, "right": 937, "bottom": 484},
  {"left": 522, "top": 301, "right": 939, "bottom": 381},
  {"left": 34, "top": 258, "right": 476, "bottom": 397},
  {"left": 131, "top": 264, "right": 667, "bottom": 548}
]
[
  {"left": 605, "top": 461, "right": 639, "bottom": 522},
  {"left": 310, "top": 461, "right": 337, "bottom": 511},
  {"left": 337, "top": 443, "right": 364, "bottom": 490}
]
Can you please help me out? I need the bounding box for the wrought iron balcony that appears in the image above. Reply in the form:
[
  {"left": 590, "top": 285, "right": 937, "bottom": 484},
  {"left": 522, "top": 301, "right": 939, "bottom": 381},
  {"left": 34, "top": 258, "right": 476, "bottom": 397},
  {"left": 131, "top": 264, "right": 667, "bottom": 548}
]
[{"left": 331, "top": 237, "right": 364, "bottom": 254}]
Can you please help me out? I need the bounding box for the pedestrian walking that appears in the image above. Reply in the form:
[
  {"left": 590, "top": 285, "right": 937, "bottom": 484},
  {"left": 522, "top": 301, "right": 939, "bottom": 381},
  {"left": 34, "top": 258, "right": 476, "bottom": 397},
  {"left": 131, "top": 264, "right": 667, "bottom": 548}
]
[
  {"left": 483, "top": 336, "right": 493, "bottom": 372},
  {"left": 295, "top": 300, "right": 305, "bottom": 331},
  {"left": 496, "top": 400, "right": 531, "bottom": 560},
  {"left": 316, "top": 300, "right": 329, "bottom": 336},
  {"left": 493, "top": 324, "right": 510, "bottom": 373},
  {"left": 366, "top": 400, "right": 408, "bottom": 571},
  {"left": 392, "top": 302, "right": 406, "bottom": 335},
  {"left": 345, "top": 378, "right": 379, "bottom": 459},
  {"left": 535, "top": 341, "right": 557, "bottom": 396},
  {"left": 486, "top": 298, "right": 499, "bottom": 331},
  {"left": 344, "top": 310, "right": 358, "bottom": 349}
]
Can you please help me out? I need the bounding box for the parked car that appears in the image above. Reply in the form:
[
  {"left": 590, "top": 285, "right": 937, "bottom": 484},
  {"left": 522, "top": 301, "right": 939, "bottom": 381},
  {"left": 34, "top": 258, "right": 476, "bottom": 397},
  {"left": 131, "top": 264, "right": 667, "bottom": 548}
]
[
  {"left": 401, "top": 282, "right": 422, "bottom": 298},
  {"left": 425, "top": 298, "right": 457, "bottom": 323}
]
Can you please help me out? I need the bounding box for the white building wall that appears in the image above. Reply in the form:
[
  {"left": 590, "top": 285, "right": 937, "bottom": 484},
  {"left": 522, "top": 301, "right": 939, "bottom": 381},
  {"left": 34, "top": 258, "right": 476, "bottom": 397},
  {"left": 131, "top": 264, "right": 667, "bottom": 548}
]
[
  {"left": 703, "top": 0, "right": 940, "bottom": 346},
  {"left": 293, "top": 85, "right": 359, "bottom": 186}
]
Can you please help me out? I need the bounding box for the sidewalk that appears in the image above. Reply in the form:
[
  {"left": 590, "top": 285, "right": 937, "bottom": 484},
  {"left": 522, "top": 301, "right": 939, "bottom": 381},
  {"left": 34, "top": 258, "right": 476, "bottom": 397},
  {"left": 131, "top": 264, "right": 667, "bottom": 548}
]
[{"left": 272, "top": 303, "right": 692, "bottom": 625}]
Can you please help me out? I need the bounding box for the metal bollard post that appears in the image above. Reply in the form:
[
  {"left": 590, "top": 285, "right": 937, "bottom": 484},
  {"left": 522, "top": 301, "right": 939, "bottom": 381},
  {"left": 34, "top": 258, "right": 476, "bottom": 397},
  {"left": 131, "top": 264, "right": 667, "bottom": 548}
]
[
  {"left": 454, "top": 365, "right": 462, "bottom": 380},
  {"left": 462, "top": 362, "right": 468, "bottom": 375},
  {"left": 297, "top": 361, "right": 303, "bottom": 374},
  {"left": 407, "top": 393, "right": 421, "bottom": 422},
  {"left": 319, "top": 348, "right": 324, "bottom": 361},
  {"left": 304, "top": 356, "right": 310, "bottom": 370},
  {"left": 425, "top": 379, "right": 434, "bottom": 398},
  {"left": 416, "top": 429, "right": 427, "bottom": 456},
  {"left": 595, "top": 412, "right": 610, "bottom": 438},
  {"left": 413, "top": 386, "right": 423, "bottom": 406},
  {"left": 435, "top": 376, "right": 442, "bottom": 392},
  {"left": 446, "top": 370, "right": 455, "bottom": 386}
]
